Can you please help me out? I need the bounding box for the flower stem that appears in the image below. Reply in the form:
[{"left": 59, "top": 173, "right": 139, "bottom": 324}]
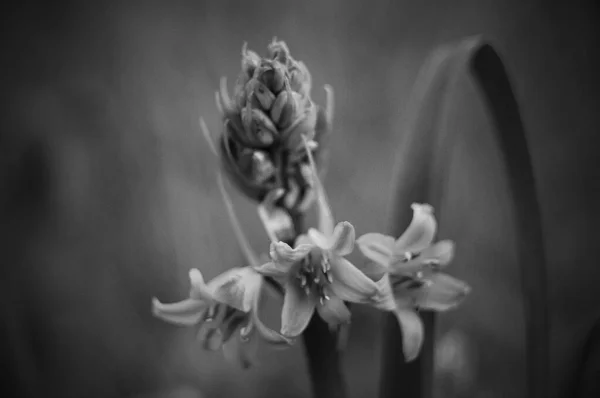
[{"left": 288, "top": 211, "right": 348, "bottom": 398}]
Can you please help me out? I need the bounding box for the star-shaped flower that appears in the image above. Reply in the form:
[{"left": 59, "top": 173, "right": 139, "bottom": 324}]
[
  {"left": 356, "top": 203, "right": 471, "bottom": 361},
  {"left": 152, "top": 174, "right": 295, "bottom": 368},
  {"left": 153, "top": 266, "right": 292, "bottom": 369}
]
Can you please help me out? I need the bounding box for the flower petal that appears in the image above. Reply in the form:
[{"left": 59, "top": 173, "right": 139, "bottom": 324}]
[
  {"left": 270, "top": 241, "right": 313, "bottom": 268},
  {"left": 281, "top": 280, "right": 317, "bottom": 336},
  {"left": 371, "top": 275, "right": 396, "bottom": 311},
  {"left": 394, "top": 203, "right": 437, "bottom": 254},
  {"left": 188, "top": 269, "right": 213, "bottom": 300},
  {"left": 295, "top": 234, "right": 313, "bottom": 247},
  {"left": 307, "top": 228, "right": 332, "bottom": 250},
  {"left": 330, "top": 221, "right": 356, "bottom": 256},
  {"left": 316, "top": 295, "right": 351, "bottom": 326},
  {"left": 208, "top": 267, "right": 262, "bottom": 312},
  {"left": 393, "top": 307, "right": 424, "bottom": 362},
  {"left": 414, "top": 273, "right": 471, "bottom": 311},
  {"left": 329, "top": 257, "right": 379, "bottom": 303},
  {"left": 356, "top": 232, "right": 395, "bottom": 267},
  {"left": 249, "top": 279, "right": 295, "bottom": 346},
  {"left": 253, "top": 261, "right": 289, "bottom": 278},
  {"left": 390, "top": 240, "right": 456, "bottom": 275},
  {"left": 152, "top": 297, "right": 207, "bottom": 326},
  {"left": 357, "top": 261, "right": 389, "bottom": 281}
]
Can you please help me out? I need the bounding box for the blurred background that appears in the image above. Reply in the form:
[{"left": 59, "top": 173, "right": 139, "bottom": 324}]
[{"left": 1, "top": 0, "right": 599, "bottom": 397}]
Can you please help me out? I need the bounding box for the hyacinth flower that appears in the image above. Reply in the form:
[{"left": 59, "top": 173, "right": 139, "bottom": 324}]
[
  {"left": 151, "top": 176, "right": 294, "bottom": 368},
  {"left": 355, "top": 203, "right": 471, "bottom": 361},
  {"left": 206, "top": 38, "right": 333, "bottom": 213},
  {"left": 253, "top": 136, "right": 380, "bottom": 336}
]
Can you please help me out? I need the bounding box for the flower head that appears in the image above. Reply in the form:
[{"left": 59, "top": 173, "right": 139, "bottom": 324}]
[
  {"left": 152, "top": 267, "right": 292, "bottom": 368},
  {"left": 203, "top": 39, "right": 333, "bottom": 211},
  {"left": 356, "top": 204, "right": 471, "bottom": 361},
  {"left": 152, "top": 172, "right": 297, "bottom": 368},
  {"left": 253, "top": 137, "right": 380, "bottom": 336}
]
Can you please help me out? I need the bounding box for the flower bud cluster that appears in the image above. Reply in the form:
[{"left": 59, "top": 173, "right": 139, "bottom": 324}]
[{"left": 216, "top": 39, "right": 327, "bottom": 210}]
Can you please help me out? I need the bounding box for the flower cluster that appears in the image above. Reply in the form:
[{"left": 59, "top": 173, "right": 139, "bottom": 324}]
[
  {"left": 152, "top": 39, "right": 471, "bottom": 368},
  {"left": 213, "top": 39, "right": 333, "bottom": 213}
]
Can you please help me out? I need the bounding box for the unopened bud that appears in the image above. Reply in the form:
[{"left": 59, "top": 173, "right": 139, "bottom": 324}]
[
  {"left": 252, "top": 80, "right": 276, "bottom": 110},
  {"left": 267, "top": 38, "right": 291, "bottom": 65},
  {"left": 256, "top": 60, "right": 286, "bottom": 94},
  {"left": 282, "top": 100, "right": 318, "bottom": 150},
  {"left": 241, "top": 104, "right": 277, "bottom": 147},
  {"left": 251, "top": 151, "right": 275, "bottom": 184}
]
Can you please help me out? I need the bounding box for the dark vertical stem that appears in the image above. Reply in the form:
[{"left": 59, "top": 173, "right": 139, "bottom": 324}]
[{"left": 287, "top": 211, "right": 347, "bottom": 398}]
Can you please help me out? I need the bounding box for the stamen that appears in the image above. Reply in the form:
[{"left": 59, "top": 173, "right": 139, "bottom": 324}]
[
  {"left": 205, "top": 304, "right": 217, "bottom": 321},
  {"left": 240, "top": 320, "right": 254, "bottom": 342},
  {"left": 326, "top": 272, "right": 333, "bottom": 284},
  {"left": 403, "top": 251, "right": 422, "bottom": 262}
]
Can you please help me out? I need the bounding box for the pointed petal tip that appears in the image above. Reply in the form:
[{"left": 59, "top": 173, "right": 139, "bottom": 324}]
[
  {"left": 411, "top": 203, "right": 434, "bottom": 214},
  {"left": 189, "top": 268, "right": 203, "bottom": 283},
  {"left": 151, "top": 297, "right": 161, "bottom": 312}
]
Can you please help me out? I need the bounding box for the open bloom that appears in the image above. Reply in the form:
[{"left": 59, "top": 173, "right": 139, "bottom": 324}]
[
  {"left": 254, "top": 136, "right": 380, "bottom": 336},
  {"left": 356, "top": 203, "right": 471, "bottom": 361},
  {"left": 152, "top": 174, "right": 296, "bottom": 368},
  {"left": 152, "top": 266, "right": 292, "bottom": 368}
]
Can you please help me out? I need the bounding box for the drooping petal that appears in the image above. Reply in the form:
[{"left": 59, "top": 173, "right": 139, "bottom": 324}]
[
  {"left": 357, "top": 261, "right": 389, "bottom": 281},
  {"left": 281, "top": 280, "right": 317, "bottom": 336},
  {"left": 330, "top": 221, "right": 356, "bottom": 256},
  {"left": 390, "top": 240, "right": 456, "bottom": 275},
  {"left": 208, "top": 267, "right": 262, "bottom": 312},
  {"left": 151, "top": 297, "right": 207, "bottom": 326},
  {"left": 371, "top": 275, "right": 396, "bottom": 311},
  {"left": 393, "top": 307, "right": 424, "bottom": 362},
  {"left": 253, "top": 261, "right": 290, "bottom": 278},
  {"left": 188, "top": 269, "right": 213, "bottom": 300},
  {"left": 328, "top": 257, "right": 379, "bottom": 303},
  {"left": 307, "top": 228, "right": 332, "bottom": 250},
  {"left": 295, "top": 233, "right": 314, "bottom": 248},
  {"left": 316, "top": 295, "right": 351, "bottom": 326},
  {"left": 394, "top": 203, "right": 437, "bottom": 254},
  {"left": 356, "top": 233, "right": 395, "bottom": 267},
  {"left": 249, "top": 278, "right": 295, "bottom": 346},
  {"left": 270, "top": 241, "right": 313, "bottom": 268},
  {"left": 413, "top": 273, "right": 471, "bottom": 311}
]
